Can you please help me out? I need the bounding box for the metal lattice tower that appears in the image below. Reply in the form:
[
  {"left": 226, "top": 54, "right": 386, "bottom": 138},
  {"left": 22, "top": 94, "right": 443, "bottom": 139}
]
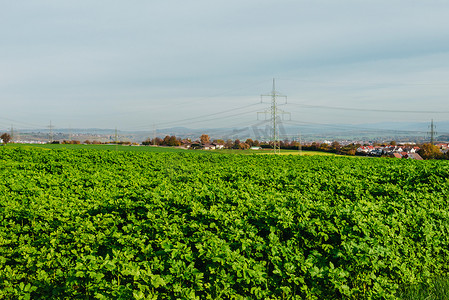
[
  {"left": 48, "top": 121, "right": 54, "bottom": 143},
  {"left": 153, "top": 123, "right": 156, "bottom": 145},
  {"left": 258, "top": 79, "right": 290, "bottom": 154},
  {"left": 10, "top": 125, "right": 14, "bottom": 143},
  {"left": 428, "top": 119, "right": 437, "bottom": 145}
]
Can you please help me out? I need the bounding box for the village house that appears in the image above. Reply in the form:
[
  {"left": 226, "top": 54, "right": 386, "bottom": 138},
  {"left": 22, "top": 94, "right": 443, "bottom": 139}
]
[
  {"left": 357, "top": 144, "right": 422, "bottom": 159},
  {"left": 202, "top": 144, "right": 216, "bottom": 150},
  {"left": 407, "top": 153, "right": 423, "bottom": 160},
  {"left": 436, "top": 143, "right": 449, "bottom": 154}
]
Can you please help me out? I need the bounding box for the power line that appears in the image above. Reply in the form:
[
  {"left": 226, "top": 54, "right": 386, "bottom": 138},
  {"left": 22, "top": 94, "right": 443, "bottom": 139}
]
[
  {"left": 127, "top": 103, "right": 261, "bottom": 130},
  {"left": 0, "top": 116, "right": 47, "bottom": 129},
  {"left": 282, "top": 119, "right": 446, "bottom": 136},
  {"left": 162, "top": 108, "right": 262, "bottom": 130},
  {"left": 289, "top": 102, "right": 449, "bottom": 114},
  {"left": 279, "top": 77, "right": 449, "bottom": 87},
  {"left": 258, "top": 79, "right": 290, "bottom": 154},
  {"left": 170, "top": 79, "right": 270, "bottom": 107},
  {"left": 214, "top": 119, "right": 271, "bottom": 141}
]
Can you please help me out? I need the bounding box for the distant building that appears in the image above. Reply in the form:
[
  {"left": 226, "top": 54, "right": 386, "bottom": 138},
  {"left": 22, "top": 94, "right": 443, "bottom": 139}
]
[
  {"left": 189, "top": 143, "right": 202, "bottom": 150},
  {"left": 212, "top": 143, "right": 224, "bottom": 150},
  {"left": 407, "top": 153, "right": 423, "bottom": 160},
  {"left": 202, "top": 144, "right": 216, "bottom": 150}
]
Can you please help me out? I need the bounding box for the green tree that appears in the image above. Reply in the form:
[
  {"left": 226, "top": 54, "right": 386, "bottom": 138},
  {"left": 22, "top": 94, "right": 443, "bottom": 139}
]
[
  {"left": 340, "top": 143, "right": 358, "bottom": 156},
  {"left": 320, "top": 143, "right": 329, "bottom": 151},
  {"left": 331, "top": 141, "right": 341, "bottom": 153}
]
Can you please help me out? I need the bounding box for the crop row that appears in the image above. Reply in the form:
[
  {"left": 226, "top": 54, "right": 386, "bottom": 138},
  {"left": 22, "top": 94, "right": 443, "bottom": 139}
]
[{"left": 0, "top": 147, "right": 448, "bottom": 299}]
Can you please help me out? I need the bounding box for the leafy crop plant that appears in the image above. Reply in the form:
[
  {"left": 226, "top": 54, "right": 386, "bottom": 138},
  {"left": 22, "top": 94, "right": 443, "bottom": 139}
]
[{"left": 0, "top": 147, "right": 448, "bottom": 299}]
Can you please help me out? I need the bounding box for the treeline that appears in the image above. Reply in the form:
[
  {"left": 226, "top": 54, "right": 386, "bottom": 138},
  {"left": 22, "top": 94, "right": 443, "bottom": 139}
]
[
  {"left": 142, "top": 136, "right": 183, "bottom": 146},
  {"left": 418, "top": 143, "right": 449, "bottom": 160},
  {"left": 281, "top": 141, "right": 362, "bottom": 155},
  {"left": 141, "top": 135, "right": 365, "bottom": 154},
  {"left": 141, "top": 135, "right": 361, "bottom": 153},
  {"left": 142, "top": 136, "right": 263, "bottom": 149},
  {"left": 60, "top": 140, "right": 136, "bottom": 145}
]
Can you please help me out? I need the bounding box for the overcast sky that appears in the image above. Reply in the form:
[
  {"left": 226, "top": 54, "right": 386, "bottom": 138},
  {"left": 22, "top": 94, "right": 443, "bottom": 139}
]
[{"left": 2, "top": 1, "right": 449, "bottom": 131}]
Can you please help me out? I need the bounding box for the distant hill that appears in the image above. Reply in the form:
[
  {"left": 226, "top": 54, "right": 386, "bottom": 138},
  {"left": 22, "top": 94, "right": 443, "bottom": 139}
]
[{"left": 7, "top": 121, "right": 449, "bottom": 143}]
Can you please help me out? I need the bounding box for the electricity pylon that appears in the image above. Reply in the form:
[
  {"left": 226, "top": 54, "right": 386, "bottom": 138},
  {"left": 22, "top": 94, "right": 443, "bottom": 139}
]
[
  {"left": 153, "top": 123, "right": 156, "bottom": 145},
  {"left": 10, "top": 125, "right": 14, "bottom": 143},
  {"left": 258, "top": 78, "right": 290, "bottom": 154},
  {"left": 48, "top": 121, "right": 54, "bottom": 143},
  {"left": 428, "top": 119, "right": 437, "bottom": 145}
]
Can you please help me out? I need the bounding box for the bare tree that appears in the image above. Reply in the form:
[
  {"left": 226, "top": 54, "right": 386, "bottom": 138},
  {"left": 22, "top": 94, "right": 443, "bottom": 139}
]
[{"left": 1, "top": 133, "right": 11, "bottom": 144}]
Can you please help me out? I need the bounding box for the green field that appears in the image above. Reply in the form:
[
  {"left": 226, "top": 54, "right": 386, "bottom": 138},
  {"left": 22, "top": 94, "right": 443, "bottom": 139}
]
[
  {"left": 8, "top": 143, "right": 188, "bottom": 153},
  {"left": 1, "top": 147, "right": 448, "bottom": 299},
  {"left": 215, "top": 149, "right": 337, "bottom": 156},
  {"left": 5, "top": 143, "right": 336, "bottom": 156}
]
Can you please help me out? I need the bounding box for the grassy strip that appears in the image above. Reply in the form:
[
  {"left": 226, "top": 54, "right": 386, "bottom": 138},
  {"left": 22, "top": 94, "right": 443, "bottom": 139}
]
[
  {"left": 398, "top": 276, "right": 449, "bottom": 300},
  {"left": 4, "top": 143, "right": 187, "bottom": 153}
]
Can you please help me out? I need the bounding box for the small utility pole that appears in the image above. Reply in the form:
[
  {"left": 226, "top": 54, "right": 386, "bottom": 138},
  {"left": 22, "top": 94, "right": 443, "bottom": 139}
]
[
  {"left": 115, "top": 127, "right": 118, "bottom": 151},
  {"left": 298, "top": 131, "right": 302, "bottom": 155},
  {"left": 258, "top": 78, "right": 290, "bottom": 154},
  {"left": 153, "top": 123, "right": 156, "bottom": 146}
]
